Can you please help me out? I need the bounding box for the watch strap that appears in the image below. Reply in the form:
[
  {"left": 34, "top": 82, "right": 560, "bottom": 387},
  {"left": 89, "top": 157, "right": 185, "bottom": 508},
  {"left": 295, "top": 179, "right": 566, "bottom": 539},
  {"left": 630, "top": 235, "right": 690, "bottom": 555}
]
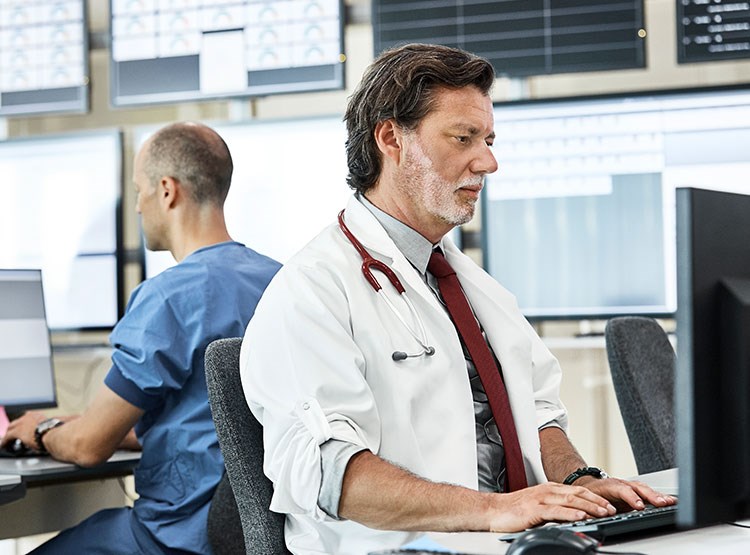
[
  {"left": 34, "top": 417, "right": 63, "bottom": 453},
  {"left": 563, "top": 466, "right": 608, "bottom": 485}
]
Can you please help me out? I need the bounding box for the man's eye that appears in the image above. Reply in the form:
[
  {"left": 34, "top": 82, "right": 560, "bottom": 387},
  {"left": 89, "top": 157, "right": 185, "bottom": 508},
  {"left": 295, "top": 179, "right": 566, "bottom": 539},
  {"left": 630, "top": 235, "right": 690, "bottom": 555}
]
[{"left": 456, "top": 136, "right": 468, "bottom": 143}]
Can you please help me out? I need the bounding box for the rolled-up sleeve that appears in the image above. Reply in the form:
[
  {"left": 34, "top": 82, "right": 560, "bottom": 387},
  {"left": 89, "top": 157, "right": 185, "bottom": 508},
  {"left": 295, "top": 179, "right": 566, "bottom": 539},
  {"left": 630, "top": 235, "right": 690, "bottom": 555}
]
[{"left": 240, "top": 263, "right": 381, "bottom": 519}]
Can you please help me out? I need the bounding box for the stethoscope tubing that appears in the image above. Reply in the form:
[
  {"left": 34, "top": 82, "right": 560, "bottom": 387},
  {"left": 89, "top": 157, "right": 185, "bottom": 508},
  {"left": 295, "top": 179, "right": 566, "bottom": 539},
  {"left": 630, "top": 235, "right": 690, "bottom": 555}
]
[{"left": 338, "top": 209, "right": 435, "bottom": 359}]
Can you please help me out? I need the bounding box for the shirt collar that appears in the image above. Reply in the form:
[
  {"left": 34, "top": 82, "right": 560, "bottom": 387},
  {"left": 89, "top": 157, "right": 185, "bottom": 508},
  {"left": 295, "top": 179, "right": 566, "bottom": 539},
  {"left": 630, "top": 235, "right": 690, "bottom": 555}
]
[{"left": 356, "top": 193, "right": 438, "bottom": 275}]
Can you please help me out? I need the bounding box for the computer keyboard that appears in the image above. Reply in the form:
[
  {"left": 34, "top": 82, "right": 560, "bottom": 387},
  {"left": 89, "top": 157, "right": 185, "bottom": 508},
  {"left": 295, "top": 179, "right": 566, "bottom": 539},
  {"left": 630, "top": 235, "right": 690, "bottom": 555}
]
[
  {"left": 0, "top": 439, "right": 44, "bottom": 458},
  {"left": 551, "top": 504, "right": 678, "bottom": 539}
]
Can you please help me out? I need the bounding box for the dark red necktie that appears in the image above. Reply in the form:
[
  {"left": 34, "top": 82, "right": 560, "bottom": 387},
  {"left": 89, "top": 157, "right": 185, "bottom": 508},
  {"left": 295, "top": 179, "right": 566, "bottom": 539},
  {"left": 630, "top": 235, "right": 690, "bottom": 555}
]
[{"left": 428, "top": 250, "right": 528, "bottom": 492}]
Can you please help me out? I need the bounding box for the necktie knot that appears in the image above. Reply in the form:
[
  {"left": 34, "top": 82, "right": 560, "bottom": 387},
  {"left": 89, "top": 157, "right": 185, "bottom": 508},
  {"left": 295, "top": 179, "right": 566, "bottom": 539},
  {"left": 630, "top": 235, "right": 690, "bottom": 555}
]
[{"left": 428, "top": 250, "right": 456, "bottom": 279}]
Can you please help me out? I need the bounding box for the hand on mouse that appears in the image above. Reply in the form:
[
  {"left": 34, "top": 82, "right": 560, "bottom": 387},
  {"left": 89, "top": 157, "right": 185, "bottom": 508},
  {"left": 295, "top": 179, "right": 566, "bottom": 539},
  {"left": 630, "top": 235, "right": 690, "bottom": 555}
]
[
  {"left": 574, "top": 475, "right": 677, "bottom": 512},
  {"left": 484, "top": 482, "right": 617, "bottom": 532}
]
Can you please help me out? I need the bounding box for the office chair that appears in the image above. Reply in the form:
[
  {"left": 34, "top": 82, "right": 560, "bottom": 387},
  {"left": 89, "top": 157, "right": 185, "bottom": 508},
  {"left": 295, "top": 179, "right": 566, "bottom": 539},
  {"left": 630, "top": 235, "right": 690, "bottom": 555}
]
[
  {"left": 604, "top": 316, "right": 676, "bottom": 474},
  {"left": 208, "top": 472, "right": 245, "bottom": 555},
  {"left": 205, "top": 337, "right": 290, "bottom": 555}
]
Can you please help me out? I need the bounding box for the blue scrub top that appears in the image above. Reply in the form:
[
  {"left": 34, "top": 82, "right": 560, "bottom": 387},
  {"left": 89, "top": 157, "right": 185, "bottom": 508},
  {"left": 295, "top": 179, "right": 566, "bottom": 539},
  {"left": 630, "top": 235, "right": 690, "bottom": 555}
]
[{"left": 105, "top": 241, "right": 280, "bottom": 553}]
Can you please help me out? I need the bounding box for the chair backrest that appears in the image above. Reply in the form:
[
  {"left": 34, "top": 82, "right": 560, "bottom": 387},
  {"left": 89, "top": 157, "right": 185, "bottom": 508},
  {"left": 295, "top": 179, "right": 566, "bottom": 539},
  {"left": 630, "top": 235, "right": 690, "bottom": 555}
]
[
  {"left": 208, "top": 472, "right": 245, "bottom": 555},
  {"left": 604, "top": 316, "right": 676, "bottom": 474},
  {"left": 205, "top": 337, "right": 290, "bottom": 555}
]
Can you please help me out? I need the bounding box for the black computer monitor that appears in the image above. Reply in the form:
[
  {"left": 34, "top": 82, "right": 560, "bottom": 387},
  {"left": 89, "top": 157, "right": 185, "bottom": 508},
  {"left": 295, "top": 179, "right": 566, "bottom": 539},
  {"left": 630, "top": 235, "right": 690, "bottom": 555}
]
[
  {"left": 0, "top": 269, "right": 57, "bottom": 412},
  {"left": 675, "top": 187, "right": 750, "bottom": 527}
]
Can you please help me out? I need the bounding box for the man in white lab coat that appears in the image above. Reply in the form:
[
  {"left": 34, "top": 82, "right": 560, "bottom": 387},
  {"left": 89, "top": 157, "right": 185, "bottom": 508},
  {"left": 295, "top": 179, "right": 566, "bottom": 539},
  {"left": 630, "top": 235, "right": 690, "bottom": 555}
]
[{"left": 240, "top": 43, "right": 674, "bottom": 555}]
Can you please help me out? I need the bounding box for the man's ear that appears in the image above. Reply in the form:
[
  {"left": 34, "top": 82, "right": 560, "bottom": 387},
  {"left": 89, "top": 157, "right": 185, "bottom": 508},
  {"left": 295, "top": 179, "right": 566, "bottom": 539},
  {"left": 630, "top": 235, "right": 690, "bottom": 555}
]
[
  {"left": 374, "top": 119, "right": 405, "bottom": 166},
  {"left": 158, "top": 176, "right": 180, "bottom": 209}
]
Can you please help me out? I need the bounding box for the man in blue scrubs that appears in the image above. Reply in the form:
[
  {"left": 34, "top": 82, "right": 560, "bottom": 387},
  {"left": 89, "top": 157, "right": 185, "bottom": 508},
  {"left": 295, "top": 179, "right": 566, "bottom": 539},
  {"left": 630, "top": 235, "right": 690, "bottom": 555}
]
[{"left": 1, "top": 122, "right": 281, "bottom": 553}]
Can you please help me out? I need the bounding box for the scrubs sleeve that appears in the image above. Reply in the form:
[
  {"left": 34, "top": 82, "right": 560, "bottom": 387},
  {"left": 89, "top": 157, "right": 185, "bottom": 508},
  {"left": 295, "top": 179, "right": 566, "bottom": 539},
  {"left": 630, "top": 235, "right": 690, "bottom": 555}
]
[
  {"left": 241, "top": 263, "right": 381, "bottom": 520},
  {"left": 105, "top": 281, "right": 190, "bottom": 411}
]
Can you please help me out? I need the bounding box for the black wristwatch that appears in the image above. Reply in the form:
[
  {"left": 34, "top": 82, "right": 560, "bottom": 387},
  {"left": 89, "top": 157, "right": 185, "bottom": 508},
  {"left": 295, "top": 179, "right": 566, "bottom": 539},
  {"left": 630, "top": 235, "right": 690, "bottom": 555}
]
[
  {"left": 563, "top": 466, "right": 609, "bottom": 485},
  {"left": 34, "top": 418, "right": 64, "bottom": 453}
]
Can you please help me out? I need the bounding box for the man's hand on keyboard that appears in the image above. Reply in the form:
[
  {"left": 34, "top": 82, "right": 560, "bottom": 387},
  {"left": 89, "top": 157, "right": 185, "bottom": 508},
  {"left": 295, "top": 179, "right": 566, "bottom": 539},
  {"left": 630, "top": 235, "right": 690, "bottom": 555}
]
[
  {"left": 0, "top": 411, "right": 47, "bottom": 452},
  {"left": 486, "top": 482, "right": 617, "bottom": 532},
  {"left": 574, "top": 476, "right": 677, "bottom": 513}
]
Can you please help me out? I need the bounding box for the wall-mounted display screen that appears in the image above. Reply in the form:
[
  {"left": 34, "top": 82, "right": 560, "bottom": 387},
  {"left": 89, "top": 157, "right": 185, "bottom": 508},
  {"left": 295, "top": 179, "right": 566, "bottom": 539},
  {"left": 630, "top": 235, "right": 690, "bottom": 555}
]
[
  {"left": 0, "top": 130, "right": 123, "bottom": 330},
  {"left": 484, "top": 86, "right": 750, "bottom": 320},
  {"left": 142, "top": 116, "right": 352, "bottom": 277},
  {"left": 0, "top": 0, "right": 88, "bottom": 116},
  {"left": 110, "top": 0, "right": 345, "bottom": 107},
  {"left": 373, "top": 0, "right": 646, "bottom": 77},
  {"left": 678, "top": 0, "right": 750, "bottom": 63}
]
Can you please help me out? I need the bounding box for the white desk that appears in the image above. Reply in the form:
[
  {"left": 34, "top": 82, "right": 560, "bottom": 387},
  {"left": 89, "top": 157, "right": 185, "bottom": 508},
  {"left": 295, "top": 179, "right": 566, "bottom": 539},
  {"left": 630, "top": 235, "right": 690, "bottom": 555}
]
[
  {"left": 0, "top": 451, "right": 140, "bottom": 540},
  {"left": 422, "top": 524, "right": 750, "bottom": 554}
]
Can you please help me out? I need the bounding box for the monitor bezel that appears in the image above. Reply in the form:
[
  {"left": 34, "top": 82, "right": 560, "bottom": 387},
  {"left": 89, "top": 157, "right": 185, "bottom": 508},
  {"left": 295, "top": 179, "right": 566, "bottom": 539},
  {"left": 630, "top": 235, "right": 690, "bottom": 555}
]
[{"left": 675, "top": 186, "right": 750, "bottom": 528}]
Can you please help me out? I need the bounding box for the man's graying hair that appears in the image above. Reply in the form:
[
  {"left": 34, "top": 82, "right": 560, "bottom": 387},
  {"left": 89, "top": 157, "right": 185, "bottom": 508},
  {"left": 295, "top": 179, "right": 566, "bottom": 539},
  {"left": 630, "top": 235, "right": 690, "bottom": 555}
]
[
  {"left": 344, "top": 43, "right": 495, "bottom": 194},
  {"left": 144, "top": 122, "right": 233, "bottom": 205}
]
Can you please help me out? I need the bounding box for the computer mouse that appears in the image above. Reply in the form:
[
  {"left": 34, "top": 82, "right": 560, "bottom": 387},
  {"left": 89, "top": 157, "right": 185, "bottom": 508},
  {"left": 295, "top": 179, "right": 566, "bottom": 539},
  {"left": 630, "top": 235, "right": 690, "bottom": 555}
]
[{"left": 506, "top": 527, "right": 599, "bottom": 555}]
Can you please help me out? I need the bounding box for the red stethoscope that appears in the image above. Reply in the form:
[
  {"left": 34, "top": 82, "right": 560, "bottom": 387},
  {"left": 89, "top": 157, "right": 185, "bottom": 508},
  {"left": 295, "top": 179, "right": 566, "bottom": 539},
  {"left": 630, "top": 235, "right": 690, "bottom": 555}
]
[{"left": 338, "top": 210, "right": 435, "bottom": 361}]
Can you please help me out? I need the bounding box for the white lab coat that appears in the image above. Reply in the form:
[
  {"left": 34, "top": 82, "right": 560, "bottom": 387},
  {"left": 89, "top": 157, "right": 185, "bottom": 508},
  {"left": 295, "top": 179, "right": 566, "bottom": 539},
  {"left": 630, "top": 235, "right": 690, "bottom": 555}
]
[{"left": 240, "top": 195, "right": 568, "bottom": 555}]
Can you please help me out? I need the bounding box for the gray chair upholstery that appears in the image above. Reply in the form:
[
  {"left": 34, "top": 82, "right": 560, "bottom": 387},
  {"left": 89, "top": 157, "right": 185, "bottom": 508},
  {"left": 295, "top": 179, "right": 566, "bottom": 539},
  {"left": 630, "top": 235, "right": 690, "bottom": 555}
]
[
  {"left": 208, "top": 472, "right": 245, "bottom": 555},
  {"left": 604, "top": 316, "right": 676, "bottom": 474},
  {"left": 205, "top": 337, "right": 290, "bottom": 555}
]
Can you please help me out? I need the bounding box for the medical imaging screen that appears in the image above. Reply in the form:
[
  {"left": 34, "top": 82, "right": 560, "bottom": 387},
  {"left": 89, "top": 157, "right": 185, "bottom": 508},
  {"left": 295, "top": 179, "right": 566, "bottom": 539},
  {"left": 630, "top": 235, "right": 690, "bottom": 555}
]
[
  {"left": 484, "top": 87, "right": 750, "bottom": 319},
  {"left": 110, "top": 0, "right": 345, "bottom": 106},
  {"left": 0, "top": 1, "right": 88, "bottom": 116}
]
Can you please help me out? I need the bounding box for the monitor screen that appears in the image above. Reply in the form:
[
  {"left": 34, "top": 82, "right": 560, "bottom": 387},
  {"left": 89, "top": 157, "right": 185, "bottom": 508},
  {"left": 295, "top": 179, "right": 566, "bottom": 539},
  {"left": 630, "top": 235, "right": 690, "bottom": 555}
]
[
  {"left": 109, "top": 0, "right": 345, "bottom": 107},
  {"left": 142, "top": 116, "right": 352, "bottom": 277},
  {"left": 0, "top": 1, "right": 89, "bottom": 116},
  {"left": 0, "top": 269, "right": 57, "bottom": 411},
  {"left": 675, "top": 187, "right": 750, "bottom": 528},
  {"left": 483, "top": 86, "right": 750, "bottom": 320},
  {"left": 373, "top": 0, "right": 646, "bottom": 77},
  {"left": 0, "top": 130, "right": 123, "bottom": 330}
]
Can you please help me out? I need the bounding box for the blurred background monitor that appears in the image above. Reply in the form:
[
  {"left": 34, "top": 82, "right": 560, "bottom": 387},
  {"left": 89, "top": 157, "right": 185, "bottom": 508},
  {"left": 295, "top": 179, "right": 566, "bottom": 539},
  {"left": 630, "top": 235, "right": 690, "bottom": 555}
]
[
  {"left": 142, "top": 116, "right": 464, "bottom": 279},
  {"left": 0, "top": 1, "right": 89, "bottom": 116},
  {"left": 675, "top": 187, "right": 750, "bottom": 528},
  {"left": 0, "top": 130, "right": 123, "bottom": 330},
  {"left": 142, "top": 116, "right": 352, "bottom": 277},
  {"left": 110, "top": 0, "right": 345, "bottom": 106},
  {"left": 0, "top": 269, "right": 57, "bottom": 411},
  {"left": 483, "top": 86, "right": 750, "bottom": 320}
]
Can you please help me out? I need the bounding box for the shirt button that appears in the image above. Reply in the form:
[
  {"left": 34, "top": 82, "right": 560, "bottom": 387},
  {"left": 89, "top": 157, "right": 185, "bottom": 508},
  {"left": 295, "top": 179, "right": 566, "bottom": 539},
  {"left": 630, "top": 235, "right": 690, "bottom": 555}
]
[{"left": 302, "top": 402, "right": 310, "bottom": 410}]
